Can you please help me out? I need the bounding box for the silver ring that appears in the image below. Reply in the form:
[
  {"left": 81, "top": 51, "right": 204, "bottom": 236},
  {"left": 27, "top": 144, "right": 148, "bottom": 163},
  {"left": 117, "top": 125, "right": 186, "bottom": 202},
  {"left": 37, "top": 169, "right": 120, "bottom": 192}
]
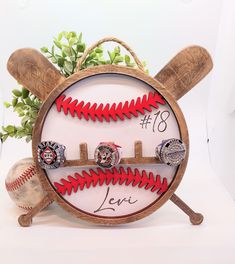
[
  {"left": 94, "top": 142, "right": 122, "bottom": 169},
  {"left": 37, "top": 141, "right": 66, "bottom": 169},
  {"left": 156, "top": 138, "right": 186, "bottom": 166}
]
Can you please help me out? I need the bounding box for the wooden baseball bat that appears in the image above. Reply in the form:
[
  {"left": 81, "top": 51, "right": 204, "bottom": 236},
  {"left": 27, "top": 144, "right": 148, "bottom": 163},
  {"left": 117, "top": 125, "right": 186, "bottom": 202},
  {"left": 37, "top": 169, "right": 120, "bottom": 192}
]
[
  {"left": 155, "top": 45, "right": 213, "bottom": 100},
  {"left": 7, "top": 46, "right": 212, "bottom": 102},
  {"left": 7, "top": 48, "right": 65, "bottom": 101}
]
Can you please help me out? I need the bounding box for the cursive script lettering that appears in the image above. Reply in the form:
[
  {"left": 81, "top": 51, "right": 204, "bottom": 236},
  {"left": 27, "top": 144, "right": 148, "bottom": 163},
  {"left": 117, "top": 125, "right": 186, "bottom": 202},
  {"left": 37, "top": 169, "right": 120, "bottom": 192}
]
[{"left": 94, "top": 187, "right": 138, "bottom": 213}]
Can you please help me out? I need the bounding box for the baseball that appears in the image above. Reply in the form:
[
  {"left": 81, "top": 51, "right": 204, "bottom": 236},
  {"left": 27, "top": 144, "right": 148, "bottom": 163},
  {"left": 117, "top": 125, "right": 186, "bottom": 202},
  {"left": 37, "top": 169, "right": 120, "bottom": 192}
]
[{"left": 5, "top": 158, "right": 47, "bottom": 210}]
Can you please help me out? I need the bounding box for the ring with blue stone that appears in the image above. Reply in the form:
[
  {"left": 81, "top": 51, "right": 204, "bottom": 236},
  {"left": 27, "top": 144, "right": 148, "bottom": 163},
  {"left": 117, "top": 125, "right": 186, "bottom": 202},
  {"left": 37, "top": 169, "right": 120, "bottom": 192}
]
[{"left": 156, "top": 138, "right": 186, "bottom": 166}]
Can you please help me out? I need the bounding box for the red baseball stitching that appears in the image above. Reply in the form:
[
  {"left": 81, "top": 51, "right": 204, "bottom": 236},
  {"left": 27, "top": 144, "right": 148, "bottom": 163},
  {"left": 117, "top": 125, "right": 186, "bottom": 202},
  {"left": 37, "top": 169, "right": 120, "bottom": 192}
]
[
  {"left": 5, "top": 166, "right": 36, "bottom": 192},
  {"left": 17, "top": 200, "right": 52, "bottom": 211},
  {"left": 18, "top": 204, "right": 33, "bottom": 211},
  {"left": 54, "top": 167, "right": 168, "bottom": 196},
  {"left": 55, "top": 92, "right": 165, "bottom": 122}
]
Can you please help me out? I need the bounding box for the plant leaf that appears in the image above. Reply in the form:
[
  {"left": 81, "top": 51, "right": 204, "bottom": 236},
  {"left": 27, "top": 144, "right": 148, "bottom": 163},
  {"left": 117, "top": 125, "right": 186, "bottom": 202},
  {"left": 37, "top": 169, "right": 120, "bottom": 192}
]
[
  {"left": 64, "top": 61, "right": 73, "bottom": 73},
  {"left": 51, "top": 57, "right": 57, "bottom": 63},
  {"left": 77, "top": 43, "right": 85, "bottom": 52},
  {"left": 1, "top": 134, "right": 8, "bottom": 142},
  {"left": 5, "top": 125, "right": 15, "bottom": 133},
  {"left": 4, "top": 102, "right": 11, "bottom": 108},
  {"left": 40, "top": 47, "right": 48, "bottom": 53},
  {"left": 21, "top": 116, "right": 30, "bottom": 126},
  {"left": 12, "top": 89, "right": 22, "bottom": 97},
  {"left": 114, "top": 55, "right": 123, "bottom": 64},
  {"left": 57, "top": 57, "right": 65, "bottom": 67},
  {"left": 95, "top": 47, "right": 103, "bottom": 53},
  {"left": 108, "top": 51, "right": 115, "bottom": 63},
  {"left": 62, "top": 47, "right": 72, "bottom": 56},
  {"left": 22, "top": 88, "right": 29, "bottom": 99},
  {"left": 125, "top": 55, "right": 130, "bottom": 64},
  {"left": 54, "top": 39, "right": 62, "bottom": 49},
  {"left": 114, "top": 46, "right": 120, "bottom": 55},
  {"left": 69, "top": 37, "right": 77, "bottom": 46},
  {"left": 12, "top": 98, "right": 18, "bottom": 107},
  {"left": 78, "top": 32, "right": 82, "bottom": 42},
  {"left": 57, "top": 32, "right": 63, "bottom": 41}
]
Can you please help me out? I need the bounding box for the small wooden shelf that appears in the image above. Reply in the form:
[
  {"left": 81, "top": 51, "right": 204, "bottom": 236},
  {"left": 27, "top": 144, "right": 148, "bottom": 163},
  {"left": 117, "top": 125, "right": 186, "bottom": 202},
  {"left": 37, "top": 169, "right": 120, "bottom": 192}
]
[{"left": 63, "top": 141, "right": 162, "bottom": 167}]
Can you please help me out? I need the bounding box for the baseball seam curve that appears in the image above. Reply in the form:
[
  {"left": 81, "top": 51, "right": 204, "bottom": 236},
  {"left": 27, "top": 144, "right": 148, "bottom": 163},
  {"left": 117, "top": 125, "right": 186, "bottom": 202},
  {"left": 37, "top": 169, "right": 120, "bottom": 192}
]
[
  {"left": 55, "top": 92, "right": 165, "bottom": 122},
  {"left": 54, "top": 167, "right": 168, "bottom": 196},
  {"left": 5, "top": 165, "right": 36, "bottom": 192}
]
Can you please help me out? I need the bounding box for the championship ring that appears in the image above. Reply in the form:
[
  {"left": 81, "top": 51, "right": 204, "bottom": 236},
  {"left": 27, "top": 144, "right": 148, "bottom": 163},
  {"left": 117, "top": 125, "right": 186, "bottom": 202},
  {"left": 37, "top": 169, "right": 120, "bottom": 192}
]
[
  {"left": 94, "top": 142, "right": 122, "bottom": 168},
  {"left": 156, "top": 138, "right": 186, "bottom": 166},
  {"left": 37, "top": 141, "right": 66, "bottom": 169}
]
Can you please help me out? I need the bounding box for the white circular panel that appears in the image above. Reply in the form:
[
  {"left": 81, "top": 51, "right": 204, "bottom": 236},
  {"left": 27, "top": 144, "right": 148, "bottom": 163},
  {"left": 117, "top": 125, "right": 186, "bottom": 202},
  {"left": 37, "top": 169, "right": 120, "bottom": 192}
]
[{"left": 41, "top": 73, "right": 181, "bottom": 217}]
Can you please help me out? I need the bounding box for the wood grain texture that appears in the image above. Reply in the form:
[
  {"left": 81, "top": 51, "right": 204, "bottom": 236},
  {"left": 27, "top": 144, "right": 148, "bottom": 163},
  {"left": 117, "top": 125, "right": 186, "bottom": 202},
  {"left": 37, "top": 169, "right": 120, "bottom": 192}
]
[
  {"left": 64, "top": 141, "right": 161, "bottom": 167},
  {"left": 64, "top": 157, "right": 161, "bottom": 167},
  {"left": 134, "top": 141, "right": 143, "bottom": 159},
  {"left": 7, "top": 48, "right": 65, "bottom": 101},
  {"left": 79, "top": 143, "right": 88, "bottom": 161},
  {"left": 18, "top": 194, "right": 53, "bottom": 227},
  {"left": 155, "top": 46, "right": 213, "bottom": 100},
  {"left": 7, "top": 44, "right": 212, "bottom": 226},
  {"left": 32, "top": 65, "right": 189, "bottom": 225},
  {"left": 170, "top": 194, "right": 203, "bottom": 225},
  {"left": 7, "top": 45, "right": 213, "bottom": 103}
]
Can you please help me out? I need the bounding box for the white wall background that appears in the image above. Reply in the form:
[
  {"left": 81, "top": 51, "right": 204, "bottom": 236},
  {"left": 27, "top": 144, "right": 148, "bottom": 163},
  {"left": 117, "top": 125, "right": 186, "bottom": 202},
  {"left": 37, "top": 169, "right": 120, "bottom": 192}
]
[
  {"left": 207, "top": 0, "right": 235, "bottom": 198},
  {"left": 0, "top": 0, "right": 222, "bottom": 171}
]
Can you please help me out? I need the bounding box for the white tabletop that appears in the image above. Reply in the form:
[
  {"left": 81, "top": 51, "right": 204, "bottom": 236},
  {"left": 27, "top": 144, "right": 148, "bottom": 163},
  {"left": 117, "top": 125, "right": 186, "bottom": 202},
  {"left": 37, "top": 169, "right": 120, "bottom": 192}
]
[{"left": 1, "top": 151, "right": 235, "bottom": 264}]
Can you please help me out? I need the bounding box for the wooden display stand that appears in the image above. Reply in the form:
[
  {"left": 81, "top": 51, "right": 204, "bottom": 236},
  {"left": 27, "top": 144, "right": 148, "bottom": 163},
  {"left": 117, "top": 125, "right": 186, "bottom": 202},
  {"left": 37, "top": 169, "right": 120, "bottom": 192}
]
[{"left": 7, "top": 37, "right": 213, "bottom": 227}]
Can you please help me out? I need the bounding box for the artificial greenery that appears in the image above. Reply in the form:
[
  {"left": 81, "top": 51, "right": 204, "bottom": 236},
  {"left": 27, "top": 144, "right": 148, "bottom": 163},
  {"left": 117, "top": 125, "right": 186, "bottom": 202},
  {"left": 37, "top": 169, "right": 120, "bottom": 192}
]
[
  {"left": 0, "top": 31, "right": 146, "bottom": 143},
  {"left": 40, "top": 31, "right": 140, "bottom": 76},
  {"left": 0, "top": 88, "right": 41, "bottom": 142}
]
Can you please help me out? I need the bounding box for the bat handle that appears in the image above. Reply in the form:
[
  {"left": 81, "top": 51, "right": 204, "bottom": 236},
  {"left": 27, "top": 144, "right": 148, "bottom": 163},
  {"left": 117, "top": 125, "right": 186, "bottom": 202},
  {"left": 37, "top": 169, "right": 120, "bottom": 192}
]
[
  {"left": 170, "top": 193, "right": 203, "bottom": 225},
  {"left": 18, "top": 195, "right": 53, "bottom": 227}
]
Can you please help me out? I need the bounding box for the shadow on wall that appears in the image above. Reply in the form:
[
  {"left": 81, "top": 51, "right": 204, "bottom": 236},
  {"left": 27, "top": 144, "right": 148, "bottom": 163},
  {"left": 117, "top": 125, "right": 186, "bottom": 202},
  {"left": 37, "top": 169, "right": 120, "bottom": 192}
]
[{"left": 207, "top": 1, "right": 235, "bottom": 199}]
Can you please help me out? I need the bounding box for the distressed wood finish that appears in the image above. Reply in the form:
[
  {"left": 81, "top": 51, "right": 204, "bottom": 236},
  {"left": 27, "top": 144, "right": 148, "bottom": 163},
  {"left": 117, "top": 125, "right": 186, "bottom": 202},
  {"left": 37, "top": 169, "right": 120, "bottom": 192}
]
[
  {"left": 170, "top": 194, "right": 203, "bottom": 225},
  {"left": 155, "top": 46, "right": 213, "bottom": 100},
  {"left": 7, "top": 48, "right": 65, "bottom": 101},
  {"left": 18, "top": 194, "right": 52, "bottom": 227},
  {"left": 79, "top": 143, "right": 88, "bottom": 161},
  {"left": 7, "top": 46, "right": 212, "bottom": 103},
  {"left": 135, "top": 141, "right": 143, "bottom": 158},
  {"left": 32, "top": 65, "right": 189, "bottom": 225},
  {"left": 64, "top": 157, "right": 160, "bottom": 167},
  {"left": 64, "top": 141, "right": 161, "bottom": 167},
  {"left": 7, "top": 43, "right": 213, "bottom": 227}
]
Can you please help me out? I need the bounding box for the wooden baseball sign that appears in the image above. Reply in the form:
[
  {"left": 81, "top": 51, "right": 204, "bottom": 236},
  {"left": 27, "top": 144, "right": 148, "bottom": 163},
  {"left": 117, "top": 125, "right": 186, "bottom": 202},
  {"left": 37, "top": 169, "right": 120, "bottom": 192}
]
[{"left": 7, "top": 37, "right": 213, "bottom": 227}]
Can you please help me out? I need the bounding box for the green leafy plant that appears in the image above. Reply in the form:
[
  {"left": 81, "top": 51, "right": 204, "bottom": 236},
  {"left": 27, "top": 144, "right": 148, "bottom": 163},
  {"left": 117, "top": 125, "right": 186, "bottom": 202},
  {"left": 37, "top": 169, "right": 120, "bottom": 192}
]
[
  {"left": 0, "top": 31, "right": 147, "bottom": 143},
  {"left": 0, "top": 88, "right": 41, "bottom": 142}
]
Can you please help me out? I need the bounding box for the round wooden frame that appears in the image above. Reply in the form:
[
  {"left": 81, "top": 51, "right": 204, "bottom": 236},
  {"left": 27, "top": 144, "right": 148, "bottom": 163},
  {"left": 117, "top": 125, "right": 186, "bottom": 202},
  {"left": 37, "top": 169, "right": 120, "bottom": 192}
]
[{"left": 32, "top": 65, "right": 189, "bottom": 225}]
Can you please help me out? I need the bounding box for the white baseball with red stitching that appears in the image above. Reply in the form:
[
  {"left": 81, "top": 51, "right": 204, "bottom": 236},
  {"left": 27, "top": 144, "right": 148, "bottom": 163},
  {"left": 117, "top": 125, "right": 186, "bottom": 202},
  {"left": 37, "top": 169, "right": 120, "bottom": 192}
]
[{"left": 5, "top": 158, "right": 46, "bottom": 210}]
